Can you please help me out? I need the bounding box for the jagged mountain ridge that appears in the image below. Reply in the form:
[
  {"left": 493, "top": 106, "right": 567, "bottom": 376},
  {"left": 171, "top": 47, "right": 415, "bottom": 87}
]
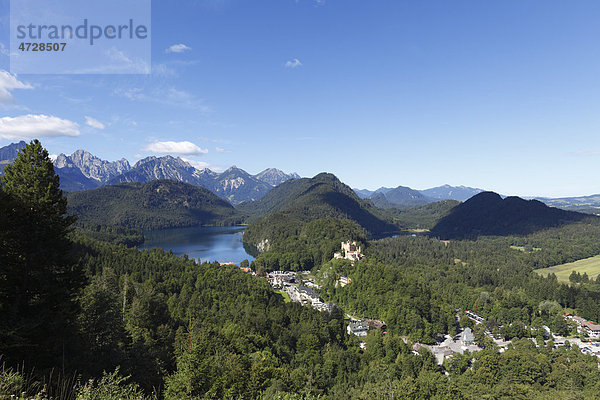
[
  {"left": 107, "top": 156, "right": 202, "bottom": 186},
  {"left": 214, "top": 166, "right": 273, "bottom": 204},
  {"left": 0, "top": 143, "right": 300, "bottom": 204},
  {"left": 0, "top": 141, "right": 27, "bottom": 162},
  {"left": 55, "top": 150, "right": 131, "bottom": 183},
  {"left": 0, "top": 141, "right": 27, "bottom": 176},
  {"left": 255, "top": 168, "right": 301, "bottom": 186},
  {"left": 354, "top": 184, "right": 485, "bottom": 206}
]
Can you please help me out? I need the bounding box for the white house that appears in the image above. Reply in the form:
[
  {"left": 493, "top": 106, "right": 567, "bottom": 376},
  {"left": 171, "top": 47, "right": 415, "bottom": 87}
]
[{"left": 347, "top": 320, "right": 369, "bottom": 337}]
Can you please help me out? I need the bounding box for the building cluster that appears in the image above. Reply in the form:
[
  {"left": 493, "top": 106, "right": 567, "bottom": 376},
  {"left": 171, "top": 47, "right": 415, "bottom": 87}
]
[
  {"left": 267, "top": 271, "right": 296, "bottom": 288},
  {"left": 421, "top": 331, "right": 483, "bottom": 365},
  {"left": 287, "top": 285, "right": 336, "bottom": 312},
  {"left": 265, "top": 271, "right": 336, "bottom": 313},
  {"left": 220, "top": 262, "right": 256, "bottom": 275},
  {"left": 334, "top": 241, "right": 365, "bottom": 262},
  {"left": 338, "top": 276, "right": 352, "bottom": 287},
  {"left": 346, "top": 318, "right": 387, "bottom": 338},
  {"left": 303, "top": 278, "right": 321, "bottom": 289},
  {"left": 565, "top": 314, "right": 600, "bottom": 339},
  {"left": 347, "top": 320, "right": 369, "bottom": 337}
]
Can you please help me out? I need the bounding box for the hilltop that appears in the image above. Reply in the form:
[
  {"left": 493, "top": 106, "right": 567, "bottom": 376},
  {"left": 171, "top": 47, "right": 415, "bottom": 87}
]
[
  {"left": 67, "top": 180, "right": 241, "bottom": 230},
  {"left": 242, "top": 173, "right": 396, "bottom": 267},
  {"left": 241, "top": 172, "right": 396, "bottom": 235},
  {"left": 430, "top": 191, "right": 591, "bottom": 239}
]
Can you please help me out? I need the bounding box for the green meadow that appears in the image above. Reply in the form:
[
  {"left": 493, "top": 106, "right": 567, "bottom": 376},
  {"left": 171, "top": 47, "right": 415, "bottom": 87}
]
[{"left": 535, "top": 255, "right": 600, "bottom": 283}]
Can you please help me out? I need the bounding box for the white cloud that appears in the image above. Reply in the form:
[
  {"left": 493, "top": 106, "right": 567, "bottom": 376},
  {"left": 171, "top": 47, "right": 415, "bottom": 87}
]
[
  {"left": 182, "top": 158, "right": 224, "bottom": 172},
  {"left": 285, "top": 58, "right": 302, "bottom": 68},
  {"left": 85, "top": 116, "right": 106, "bottom": 130},
  {"left": 181, "top": 158, "right": 211, "bottom": 169},
  {"left": 166, "top": 44, "right": 192, "bottom": 54},
  {"left": 215, "top": 147, "right": 230, "bottom": 153},
  {"left": 0, "top": 70, "right": 33, "bottom": 104},
  {"left": 0, "top": 114, "right": 80, "bottom": 140},
  {"left": 144, "top": 140, "right": 208, "bottom": 156}
]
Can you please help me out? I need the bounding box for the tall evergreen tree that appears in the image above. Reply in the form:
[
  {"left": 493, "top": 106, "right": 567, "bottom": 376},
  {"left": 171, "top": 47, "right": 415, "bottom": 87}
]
[{"left": 0, "top": 139, "right": 84, "bottom": 369}]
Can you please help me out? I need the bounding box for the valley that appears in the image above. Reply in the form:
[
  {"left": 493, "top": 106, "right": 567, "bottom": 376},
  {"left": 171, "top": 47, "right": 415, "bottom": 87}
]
[{"left": 4, "top": 141, "right": 600, "bottom": 400}]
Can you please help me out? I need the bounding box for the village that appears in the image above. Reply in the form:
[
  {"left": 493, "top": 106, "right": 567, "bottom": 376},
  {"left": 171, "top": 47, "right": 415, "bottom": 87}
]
[
  {"left": 227, "top": 241, "right": 600, "bottom": 367},
  {"left": 414, "top": 309, "right": 600, "bottom": 366}
]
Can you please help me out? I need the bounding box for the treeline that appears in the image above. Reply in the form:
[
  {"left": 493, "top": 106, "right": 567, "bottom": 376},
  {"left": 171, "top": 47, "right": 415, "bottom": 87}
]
[{"left": 74, "top": 223, "right": 145, "bottom": 247}]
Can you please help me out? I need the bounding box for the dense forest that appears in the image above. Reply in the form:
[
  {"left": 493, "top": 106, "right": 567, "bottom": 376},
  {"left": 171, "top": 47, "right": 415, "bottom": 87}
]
[
  {"left": 67, "top": 180, "right": 243, "bottom": 230},
  {"left": 317, "top": 222, "right": 600, "bottom": 344},
  {"left": 3, "top": 141, "right": 600, "bottom": 399}
]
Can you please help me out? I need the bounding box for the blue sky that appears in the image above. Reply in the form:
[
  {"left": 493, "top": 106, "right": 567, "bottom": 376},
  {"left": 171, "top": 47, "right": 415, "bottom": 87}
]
[{"left": 0, "top": 0, "right": 599, "bottom": 197}]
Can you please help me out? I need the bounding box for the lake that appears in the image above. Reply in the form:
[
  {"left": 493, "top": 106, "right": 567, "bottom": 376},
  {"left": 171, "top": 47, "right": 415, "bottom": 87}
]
[{"left": 139, "top": 226, "right": 254, "bottom": 265}]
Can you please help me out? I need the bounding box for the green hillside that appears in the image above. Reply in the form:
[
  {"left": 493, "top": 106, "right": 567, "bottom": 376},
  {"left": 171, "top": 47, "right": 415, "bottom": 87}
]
[
  {"left": 242, "top": 173, "right": 396, "bottom": 270},
  {"left": 241, "top": 172, "right": 396, "bottom": 233},
  {"left": 386, "top": 200, "right": 460, "bottom": 230},
  {"left": 67, "top": 180, "right": 241, "bottom": 229}
]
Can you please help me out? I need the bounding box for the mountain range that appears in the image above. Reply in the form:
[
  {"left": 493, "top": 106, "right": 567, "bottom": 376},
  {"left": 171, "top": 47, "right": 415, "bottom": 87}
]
[
  {"left": 533, "top": 194, "right": 600, "bottom": 214},
  {"left": 0, "top": 142, "right": 300, "bottom": 205},
  {"left": 3, "top": 141, "right": 600, "bottom": 213},
  {"left": 354, "top": 184, "right": 485, "bottom": 206}
]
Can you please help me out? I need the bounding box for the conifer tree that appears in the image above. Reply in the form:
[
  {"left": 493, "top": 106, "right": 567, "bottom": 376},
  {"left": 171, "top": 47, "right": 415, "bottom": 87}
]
[{"left": 0, "top": 139, "right": 84, "bottom": 369}]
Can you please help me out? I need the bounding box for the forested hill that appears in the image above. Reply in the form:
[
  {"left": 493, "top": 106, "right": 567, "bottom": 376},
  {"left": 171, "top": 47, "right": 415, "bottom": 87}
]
[
  {"left": 240, "top": 172, "right": 396, "bottom": 233},
  {"left": 430, "top": 191, "right": 592, "bottom": 239},
  {"left": 67, "top": 180, "right": 242, "bottom": 229}
]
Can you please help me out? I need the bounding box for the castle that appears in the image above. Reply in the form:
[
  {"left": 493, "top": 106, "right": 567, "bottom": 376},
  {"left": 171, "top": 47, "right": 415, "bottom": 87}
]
[{"left": 334, "top": 241, "right": 364, "bottom": 262}]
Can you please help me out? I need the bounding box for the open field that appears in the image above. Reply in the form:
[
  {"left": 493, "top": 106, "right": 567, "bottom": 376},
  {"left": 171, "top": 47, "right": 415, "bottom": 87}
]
[{"left": 535, "top": 255, "right": 600, "bottom": 283}]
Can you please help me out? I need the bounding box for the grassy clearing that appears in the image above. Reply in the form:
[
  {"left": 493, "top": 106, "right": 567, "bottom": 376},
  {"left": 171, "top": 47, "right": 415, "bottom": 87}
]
[
  {"left": 535, "top": 255, "right": 600, "bottom": 283},
  {"left": 275, "top": 290, "right": 291, "bottom": 303}
]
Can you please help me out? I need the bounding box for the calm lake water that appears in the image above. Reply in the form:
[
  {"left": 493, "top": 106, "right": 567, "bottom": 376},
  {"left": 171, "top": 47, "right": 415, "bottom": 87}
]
[{"left": 139, "top": 226, "right": 254, "bottom": 264}]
